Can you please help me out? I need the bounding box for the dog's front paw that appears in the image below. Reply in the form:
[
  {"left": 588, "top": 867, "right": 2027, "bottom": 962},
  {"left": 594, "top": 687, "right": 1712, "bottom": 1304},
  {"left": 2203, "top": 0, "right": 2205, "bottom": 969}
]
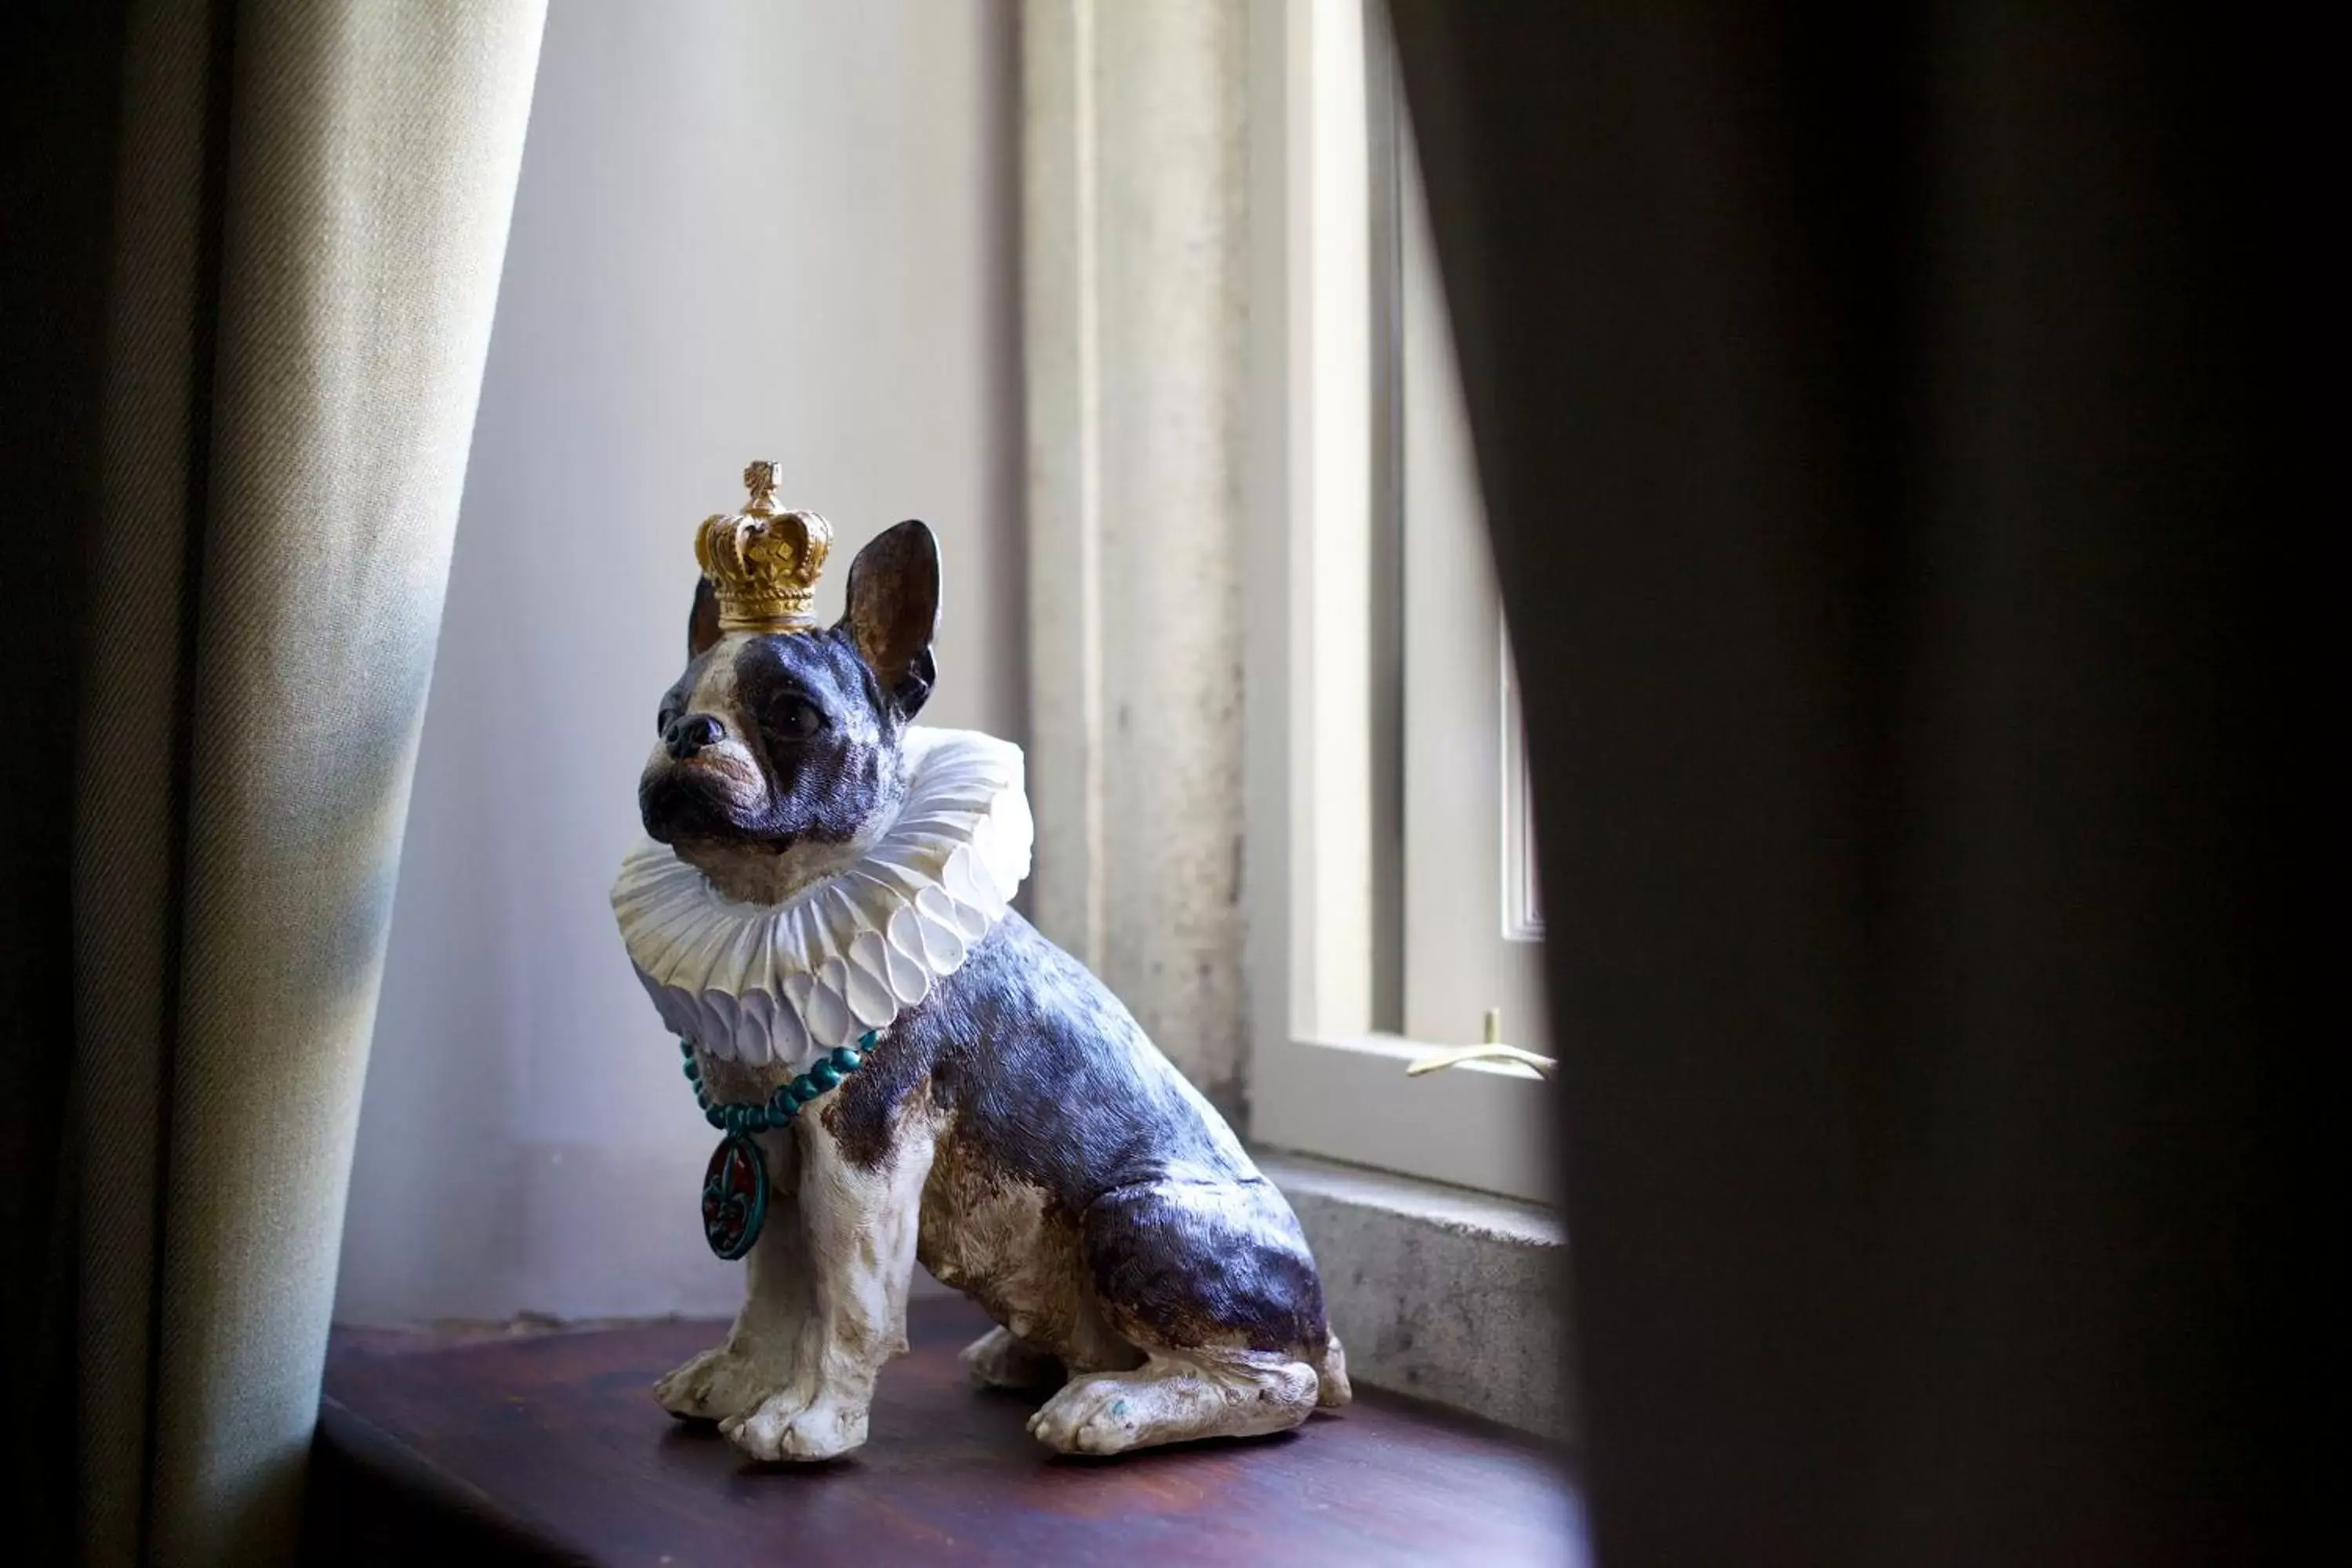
[
  {"left": 655, "top": 1339, "right": 786, "bottom": 1422},
  {"left": 721, "top": 1384, "right": 869, "bottom": 1461}
]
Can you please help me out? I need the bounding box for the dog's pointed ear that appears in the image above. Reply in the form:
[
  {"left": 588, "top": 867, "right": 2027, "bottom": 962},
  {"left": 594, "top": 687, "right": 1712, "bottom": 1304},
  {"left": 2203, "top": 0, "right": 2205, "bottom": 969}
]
[
  {"left": 688, "top": 575, "right": 723, "bottom": 660},
  {"left": 840, "top": 520, "right": 940, "bottom": 717}
]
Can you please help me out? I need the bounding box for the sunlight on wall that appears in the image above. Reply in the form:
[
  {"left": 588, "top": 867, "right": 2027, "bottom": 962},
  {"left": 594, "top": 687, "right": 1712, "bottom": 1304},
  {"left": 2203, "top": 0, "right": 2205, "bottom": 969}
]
[{"left": 336, "top": 0, "right": 1022, "bottom": 1325}]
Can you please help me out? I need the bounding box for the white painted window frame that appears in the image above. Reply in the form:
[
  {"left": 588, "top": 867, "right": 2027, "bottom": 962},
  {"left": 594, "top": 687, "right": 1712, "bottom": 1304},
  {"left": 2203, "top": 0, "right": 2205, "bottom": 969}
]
[
  {"left": 1396, "top": 118, "right": 1550, "bottom": 1060},
  {"left": 1242, "top": 0, "right": 1551, "bottom": 1206}
]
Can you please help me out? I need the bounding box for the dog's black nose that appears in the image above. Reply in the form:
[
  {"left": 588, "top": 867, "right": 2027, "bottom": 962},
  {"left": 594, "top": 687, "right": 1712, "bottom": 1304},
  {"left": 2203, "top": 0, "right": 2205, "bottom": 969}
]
[{"left": 664, "top": 713, "right": 726, "bottom": 759}]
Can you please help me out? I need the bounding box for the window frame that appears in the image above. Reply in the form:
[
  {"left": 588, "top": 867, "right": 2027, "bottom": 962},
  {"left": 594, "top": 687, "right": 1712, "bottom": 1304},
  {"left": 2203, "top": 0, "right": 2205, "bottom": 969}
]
[
  {"left": 1396, "top": 114, "right": 1551, "bottom": 1061},
  {"left": 1241, "top": 0, "right": 1551, "bottom": 1206}
]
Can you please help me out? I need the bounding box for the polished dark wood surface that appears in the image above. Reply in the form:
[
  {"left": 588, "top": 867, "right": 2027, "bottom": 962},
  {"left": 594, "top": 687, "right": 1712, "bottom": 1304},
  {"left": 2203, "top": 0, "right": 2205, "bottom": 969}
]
[{"left": 311, "top": 1295, "right": 1583, "bottom": 1566}]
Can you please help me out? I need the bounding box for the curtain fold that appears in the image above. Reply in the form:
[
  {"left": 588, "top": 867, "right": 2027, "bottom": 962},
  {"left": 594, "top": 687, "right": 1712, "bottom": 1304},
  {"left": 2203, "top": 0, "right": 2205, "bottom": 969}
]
[
  {"left": 5, "top": 2, "right": 546, "bottom": 1561},
  {"left": 1388, "top": 3, "right": 2282, "bottom": 1563}
]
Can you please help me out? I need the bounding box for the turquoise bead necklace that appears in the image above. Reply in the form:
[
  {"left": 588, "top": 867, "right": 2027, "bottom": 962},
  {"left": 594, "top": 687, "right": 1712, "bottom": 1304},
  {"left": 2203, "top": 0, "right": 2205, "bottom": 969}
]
[
  {"left": 684, "top": 1029, "right": 876, "bottom": 1261},
  {"left": 680, "top": 1030, "right": 874, "bottom": 1133}
]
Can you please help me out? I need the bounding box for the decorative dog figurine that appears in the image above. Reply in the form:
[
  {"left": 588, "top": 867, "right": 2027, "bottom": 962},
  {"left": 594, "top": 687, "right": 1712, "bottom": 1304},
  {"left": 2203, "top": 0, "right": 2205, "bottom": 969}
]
[{"left": 611, "top": 463, "right": 1348, "bottom": 1460}]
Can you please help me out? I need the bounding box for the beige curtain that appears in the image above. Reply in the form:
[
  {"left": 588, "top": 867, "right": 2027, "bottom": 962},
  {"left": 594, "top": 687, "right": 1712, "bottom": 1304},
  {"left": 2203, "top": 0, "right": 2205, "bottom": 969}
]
[{"left": 3, "top": 2, "right": 541, "bottom": 1562}]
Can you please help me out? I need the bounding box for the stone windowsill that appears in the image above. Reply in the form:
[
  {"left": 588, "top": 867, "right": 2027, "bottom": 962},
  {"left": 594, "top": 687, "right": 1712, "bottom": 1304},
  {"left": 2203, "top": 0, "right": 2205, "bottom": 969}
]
[{"left": 1258, "top": 1150, "right": 1576, "bottom": 1446}]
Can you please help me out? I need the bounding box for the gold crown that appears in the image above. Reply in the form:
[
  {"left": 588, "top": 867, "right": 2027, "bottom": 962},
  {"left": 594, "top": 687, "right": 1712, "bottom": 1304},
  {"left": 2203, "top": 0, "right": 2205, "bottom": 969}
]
[{"left": 694, "top": 461, "right": 834, "bottom": 632}]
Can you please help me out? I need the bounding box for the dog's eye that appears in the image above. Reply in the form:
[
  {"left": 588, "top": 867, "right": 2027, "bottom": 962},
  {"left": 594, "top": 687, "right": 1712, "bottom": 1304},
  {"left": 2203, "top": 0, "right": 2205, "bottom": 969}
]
[{"left": 773, "top": 697, "right": 826, "bottom": 739}]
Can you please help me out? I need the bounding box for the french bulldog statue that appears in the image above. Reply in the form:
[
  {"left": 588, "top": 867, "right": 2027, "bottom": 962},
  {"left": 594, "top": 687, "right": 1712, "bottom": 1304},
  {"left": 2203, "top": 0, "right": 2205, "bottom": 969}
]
[{"left": 611, "top": 463, "right": 1348, "bottom": 1460}]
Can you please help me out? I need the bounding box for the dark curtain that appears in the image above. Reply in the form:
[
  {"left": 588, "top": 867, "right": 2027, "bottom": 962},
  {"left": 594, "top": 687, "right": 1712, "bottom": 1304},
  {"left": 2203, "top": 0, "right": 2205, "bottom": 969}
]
[
  {"left": 2, "top": 8, "right": 128, "bottom": 1565},
  {"left": 1388, "top": 4, "right": 2296, "bottom": 1563}
]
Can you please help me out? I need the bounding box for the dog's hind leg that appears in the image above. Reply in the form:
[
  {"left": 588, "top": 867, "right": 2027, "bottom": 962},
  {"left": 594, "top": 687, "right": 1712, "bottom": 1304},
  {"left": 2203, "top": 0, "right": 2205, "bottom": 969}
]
[
  {"left": 1026, "top": 1345, "right": 1319, "bottom": 1455},
  {"left": 1315, "top": 1331, "right": 1353, "bottom": 1408},
  {"left": 1025, "top": 1177, "right": 1333, "bottom": 1455}
]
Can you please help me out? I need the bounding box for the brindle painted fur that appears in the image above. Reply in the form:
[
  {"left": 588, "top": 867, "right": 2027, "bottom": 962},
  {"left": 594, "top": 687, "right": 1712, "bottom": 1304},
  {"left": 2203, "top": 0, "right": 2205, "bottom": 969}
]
[
  {"left": 639, "top": 521, "right": 1347, "bottom": 1459},
  {"left": 829, "top": 913, "right": 1330, "bottom": 1362}
]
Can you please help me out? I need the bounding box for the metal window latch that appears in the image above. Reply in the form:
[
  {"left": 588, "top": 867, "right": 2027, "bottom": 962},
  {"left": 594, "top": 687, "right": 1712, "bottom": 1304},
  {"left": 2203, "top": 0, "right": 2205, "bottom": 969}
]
[{"left": 1405, "top": 1007, "right": 1558, "bottom": 1082}]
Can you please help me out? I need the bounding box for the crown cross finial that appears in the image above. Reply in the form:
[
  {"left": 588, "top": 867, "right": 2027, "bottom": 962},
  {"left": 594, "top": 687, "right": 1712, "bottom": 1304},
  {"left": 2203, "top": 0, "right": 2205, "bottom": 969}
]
[
  {"left": 695, "top": 459, "right": 833, "bottom": 633},
  {"left": 742, "top": 460, "right": 779, "bottom": 515}
]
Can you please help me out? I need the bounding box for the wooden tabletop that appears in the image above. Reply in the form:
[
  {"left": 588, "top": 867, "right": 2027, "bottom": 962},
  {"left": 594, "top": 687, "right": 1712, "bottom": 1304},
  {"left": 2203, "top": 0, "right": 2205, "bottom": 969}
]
[{"left": 310, "top": 1295, "right": 1585, "bottom": 1566}]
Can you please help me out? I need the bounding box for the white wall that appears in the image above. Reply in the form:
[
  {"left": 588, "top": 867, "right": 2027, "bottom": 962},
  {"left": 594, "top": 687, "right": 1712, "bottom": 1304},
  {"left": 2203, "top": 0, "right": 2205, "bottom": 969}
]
[{"left": 336, "top": 0, "right": 1022, "bottom": 1325}]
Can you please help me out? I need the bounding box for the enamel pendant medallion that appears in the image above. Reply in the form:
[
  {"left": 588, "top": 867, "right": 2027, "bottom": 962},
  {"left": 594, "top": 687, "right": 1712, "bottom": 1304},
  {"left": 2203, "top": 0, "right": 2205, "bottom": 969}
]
[
  {"left": 679, "top": 1032, "right": 876, "bottom": 1261},
  {"left": 701, "top": 1134, "right": 767, "bottom": 1261}
]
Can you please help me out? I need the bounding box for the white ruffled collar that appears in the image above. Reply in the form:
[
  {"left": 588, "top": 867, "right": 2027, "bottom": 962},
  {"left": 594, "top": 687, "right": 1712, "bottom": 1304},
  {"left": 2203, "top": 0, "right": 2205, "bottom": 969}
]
[{"left": 610, "top": 728, "right": 1033, "bottom": 1068}]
